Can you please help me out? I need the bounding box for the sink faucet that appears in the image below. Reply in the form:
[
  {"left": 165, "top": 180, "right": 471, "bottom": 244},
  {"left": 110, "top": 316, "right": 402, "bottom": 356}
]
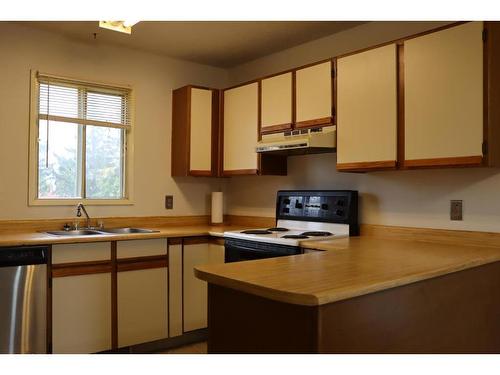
[{"left": 76, "top": 203, "right": 91, "bottom": 229}]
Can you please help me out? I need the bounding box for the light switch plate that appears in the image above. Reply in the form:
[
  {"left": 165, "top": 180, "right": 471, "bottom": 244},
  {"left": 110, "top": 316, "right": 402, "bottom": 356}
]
[
  {"left": 450, "top": 200, "right": 463, "bottom": 221},
  {"left": 165, "top": 195, "right": 173, "bottom": 210}
]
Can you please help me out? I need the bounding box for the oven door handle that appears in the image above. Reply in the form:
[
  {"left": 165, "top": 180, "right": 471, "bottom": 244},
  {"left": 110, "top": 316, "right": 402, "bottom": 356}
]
[
  {"left": 226, "top": 242, "right": 298, "bottom": 256},
  {"left": 228, "top": 244, "right": 270, "bottom": 254}
]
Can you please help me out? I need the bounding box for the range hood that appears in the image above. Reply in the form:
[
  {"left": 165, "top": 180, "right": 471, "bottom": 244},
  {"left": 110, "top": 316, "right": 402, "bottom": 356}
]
[{"left": 256, "top": 126, "right": 336, "bottom": 155}]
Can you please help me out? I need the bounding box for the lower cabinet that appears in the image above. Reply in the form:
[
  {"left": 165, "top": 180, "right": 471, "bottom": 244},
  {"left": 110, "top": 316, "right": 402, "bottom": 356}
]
[
  {"left": 52, "top": 242, "right": 112, "bottom": 354},
  {"left": 183, "top": 241, "right": 211, "bottom": 332},
  {"left": 117, "top": 239, "right": 169, "bottom": 348},
  {"left": 52, "top": 273, "right": 112, "bottom": 354},
  {"left": 168, "top": 240, "right": 183, "bottom": 337},
  {"left": 209, "top": 241, "right": 225, "bottom": 264},
  {"left": 117, "top": 268, "right": 168, "bottom": 347},
  {"left": 51, "top": 237, "right": 223, "bottom": 353},
  {"left": 182, "top": 238, "right": 225, "bottom": 333}
]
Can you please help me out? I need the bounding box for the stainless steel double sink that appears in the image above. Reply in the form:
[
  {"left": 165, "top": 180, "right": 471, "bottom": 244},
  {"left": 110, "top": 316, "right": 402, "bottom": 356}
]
[{"left": 45, "top": 228, "right": 159, "bottom": 236}]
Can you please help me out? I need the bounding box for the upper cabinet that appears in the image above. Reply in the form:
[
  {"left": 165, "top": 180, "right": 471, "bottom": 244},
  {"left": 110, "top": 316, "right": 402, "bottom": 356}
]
[
  {"left": 260, "top": 72, "right": 293, "bottom": 134},
  {"left": 336, "top": 44, "right": 398, "bottom": 171},
  {"left": 223, "top": 82, "right": 260, "bottom": 175},
  {"left": 295, "top": 60, "right": 334, "bottom": 128},
  {"left": 259, "top": 62, "right": 334, "bottom": 135},
  {"left": 335, "top": 21, "right": 500, "bottom": 172},
  {"left": 172, "top": 22, "right": 500, "bottom": 177},
  {"left": 171, "top": 86, "right": 219, "bottom": 177},
  {"left": 222, "top": 82, "right": 287, "bottom": 176},
  {"left": 404, "top": 22, "right": 484, "bottom": 168}
]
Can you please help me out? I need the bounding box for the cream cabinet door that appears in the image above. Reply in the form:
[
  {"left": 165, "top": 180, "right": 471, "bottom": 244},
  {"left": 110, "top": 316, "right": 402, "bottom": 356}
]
[
  {"left": 168, "top": 242, "right": 183, "bottom": 337},
  {"left": 183, "top": 242, "right": 210, "bottom": 332},
  {"left": 295, "top": 61, "right": 333, "bottom": 127},
  {"left": 117, "top": 267, "right": 168, "bottom": 347},
  {"left": 52, "top": 273, "right": 111, "bottom": 354},
  {"left": 261, "top": 72, "right": 293, "bottom": 133},
  {"left": 208, "top": 242, "right": 225, "bottom": 264},
  {"left": 223, "top": 82, "right": 259, "bottom": 173},
  {"left": 337, "top": 44, "right": 398, "bottom": 170},
  {"left": 117, "top": 238, "right": 167, "bottom": 259},
  {"left": 183, "top": 241, "right": 225, "bottom": 332},
  {"left": 404, "top": 22, "right": 484, "bottom": 167},
  {"left": 116, "top": 239, "right": 168, "bottom": 347},
  {"left": 190, "top": 87, "right": 213, "bottom": 173}
]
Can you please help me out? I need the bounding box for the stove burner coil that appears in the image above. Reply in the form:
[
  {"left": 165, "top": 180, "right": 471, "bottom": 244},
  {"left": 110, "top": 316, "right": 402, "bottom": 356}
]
[
  {"left": 241, "top": 230, "right": 273, "bottom": 235},
  {"left": 267, "top": 227, "right": 289, "bottom": 232},
  {"left": 300, "top": 231, "right": 332, "bottom": 237},
  {"left": 281, "top": 234, "right": 310, "bottom": 239}
]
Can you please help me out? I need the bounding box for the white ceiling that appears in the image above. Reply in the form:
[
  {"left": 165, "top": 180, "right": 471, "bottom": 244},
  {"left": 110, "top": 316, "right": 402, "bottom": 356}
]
[{"left": 20, "top": 21, "right": 366, "bottom": 68}]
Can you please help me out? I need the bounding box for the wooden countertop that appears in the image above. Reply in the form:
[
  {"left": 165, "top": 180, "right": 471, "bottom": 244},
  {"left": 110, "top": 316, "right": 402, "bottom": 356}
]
[
  {"left": 0, "top": 224, "right": 244, "bottom": 247},
  {"left": 195, "top": 236, "right": 500, "bottom": 306}
]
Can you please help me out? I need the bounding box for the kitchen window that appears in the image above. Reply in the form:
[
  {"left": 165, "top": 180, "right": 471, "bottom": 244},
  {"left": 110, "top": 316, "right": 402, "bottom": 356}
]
[{"left": 29, "top": 72, "right": 134, "bottom": 205}]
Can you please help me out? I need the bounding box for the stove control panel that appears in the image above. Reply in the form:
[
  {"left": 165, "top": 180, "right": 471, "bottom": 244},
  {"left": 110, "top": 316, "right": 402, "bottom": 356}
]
[
  {"left": 275, "top": 190, "right": 358, "bottom": 234},
  {"left": 280, "top": 195, "right": 347, "bottom": 219}
]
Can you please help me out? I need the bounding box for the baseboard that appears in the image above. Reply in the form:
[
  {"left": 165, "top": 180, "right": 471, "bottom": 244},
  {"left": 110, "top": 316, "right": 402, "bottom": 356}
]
[{"left": 99, "top": 329, "right": 208, "bottom": 354}]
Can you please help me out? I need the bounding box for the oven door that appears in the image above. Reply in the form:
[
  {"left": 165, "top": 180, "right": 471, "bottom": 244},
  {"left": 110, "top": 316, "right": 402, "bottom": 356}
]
[{"left": 224, "top": 238, "right": 302, "bottom": 263}]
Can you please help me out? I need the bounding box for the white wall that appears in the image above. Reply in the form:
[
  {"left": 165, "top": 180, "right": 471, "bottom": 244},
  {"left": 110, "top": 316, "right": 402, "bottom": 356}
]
[
  {"left": 0, "top": 22, "right": 228, "bottom": 220},
  {"left": 225, "top": 21, "right": 500, "bottom": 233}
]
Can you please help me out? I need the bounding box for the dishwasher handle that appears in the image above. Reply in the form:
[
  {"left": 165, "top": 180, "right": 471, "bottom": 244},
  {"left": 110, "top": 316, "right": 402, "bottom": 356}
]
[{"left": 0, "top": 246, "right": 48, "bottom": 268}]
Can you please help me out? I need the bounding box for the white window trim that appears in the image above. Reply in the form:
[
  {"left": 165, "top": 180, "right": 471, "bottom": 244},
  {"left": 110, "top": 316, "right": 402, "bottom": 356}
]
[{"left": 28, "top": 70, "right": 135, "bottom": 206}]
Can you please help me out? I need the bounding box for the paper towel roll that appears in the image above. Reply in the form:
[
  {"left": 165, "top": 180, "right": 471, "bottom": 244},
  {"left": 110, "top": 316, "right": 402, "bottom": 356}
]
[{"left": 211, "top": 192, "right": 224, "bottom": 224}]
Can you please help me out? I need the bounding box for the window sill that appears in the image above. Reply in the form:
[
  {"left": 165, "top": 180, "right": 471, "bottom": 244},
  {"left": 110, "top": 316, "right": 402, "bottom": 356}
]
[{"left": 28, "top": 198, "right": 134, "bottom": 206}]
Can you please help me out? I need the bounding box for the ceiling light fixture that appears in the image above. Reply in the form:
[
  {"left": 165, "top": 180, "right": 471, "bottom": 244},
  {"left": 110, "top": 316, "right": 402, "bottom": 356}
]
[{"left": 99, "top": 21, "right": 139, "bottom": 34}]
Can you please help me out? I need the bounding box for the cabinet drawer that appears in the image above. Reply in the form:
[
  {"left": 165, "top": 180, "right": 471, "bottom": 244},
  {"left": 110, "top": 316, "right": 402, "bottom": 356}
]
[
  {"left": 52, "top": 242, "right": 111, "bottom": 264},
  {"left": 117, "top": 239, "right": 167, "bottom": 259}
]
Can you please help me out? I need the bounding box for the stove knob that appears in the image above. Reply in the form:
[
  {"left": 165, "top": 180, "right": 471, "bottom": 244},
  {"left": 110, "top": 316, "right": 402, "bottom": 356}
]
[
  {"left": 335, "top": 209, "right": 344, "bottom": 216},
  {"left": 295, "top": 202, "right": 303, "bottom": 209},
  {"left": 337, "top": 200, "right": 345, "bottom": 206},
  {"left": 283, "top": 198, "right": 291, "bottom": 205},
  {"left": 321, "top": 204, "right": 329, "bottom": 210}
]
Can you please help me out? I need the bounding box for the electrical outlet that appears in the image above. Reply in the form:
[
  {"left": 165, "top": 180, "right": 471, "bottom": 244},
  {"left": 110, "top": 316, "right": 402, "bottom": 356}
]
[
  {"left": 450, "top": 200, "right": 463, "bottom": 221},
  {"left": 165, "top": 195, "right": 173, "bottom": 210}
]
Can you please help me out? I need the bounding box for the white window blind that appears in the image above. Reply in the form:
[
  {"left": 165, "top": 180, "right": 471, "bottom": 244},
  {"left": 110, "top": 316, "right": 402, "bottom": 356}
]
[{"left": 37, "top": 73, "right": 131, "bottom": 130}]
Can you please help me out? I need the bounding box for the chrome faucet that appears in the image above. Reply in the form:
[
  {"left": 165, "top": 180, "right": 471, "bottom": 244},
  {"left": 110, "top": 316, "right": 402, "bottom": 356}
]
[{"left": 76, "top": 203, "right": 92, "bottom": 229}]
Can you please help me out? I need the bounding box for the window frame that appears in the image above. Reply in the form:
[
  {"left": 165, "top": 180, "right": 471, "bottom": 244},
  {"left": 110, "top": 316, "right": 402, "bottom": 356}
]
[{"left": 28, "top": 70, "right": 134, "bottom": 206}]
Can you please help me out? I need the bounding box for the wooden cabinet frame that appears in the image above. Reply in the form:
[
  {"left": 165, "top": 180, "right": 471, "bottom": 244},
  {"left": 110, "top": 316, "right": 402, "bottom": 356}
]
[
  {"left": 335, "top": 21, "right": 500, "bottom": 172},
  {"left": 217, "top": 60, "right": 335, "bottom": 177},
  {"left": 294, "top": 59, "right": 335, "bottom": 129},
  {"left": 171, "top": 85, "right": 220, "bottom": 177},
  {"left": 49, "top": 241, "right": 169, "bottom": 352},
  {"left": 172, "top": 22, "right": 500, "bottom": 175},
  {"left": 257, "top": 59, "right": 336, "bottom": 135},
  {"left": 259, "top": 71, "right": 294, "bottom": 134},
  {"left": 336, "top": 44, "right": 399, "bottom": 172},
  {"left": 47, "top": 236, "right": 225, "bottom": 353},
  {"left": 167, "top": 237, "right": 225, "bottom": 335},
  {"left": 221, "top": 82, "right": 287, "bottom": 176}
]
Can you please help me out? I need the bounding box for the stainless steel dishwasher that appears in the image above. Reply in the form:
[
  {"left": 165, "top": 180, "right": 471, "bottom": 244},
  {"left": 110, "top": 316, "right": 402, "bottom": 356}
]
[{"left": 0, "top": 245, "right": 48, "bottom": 353}]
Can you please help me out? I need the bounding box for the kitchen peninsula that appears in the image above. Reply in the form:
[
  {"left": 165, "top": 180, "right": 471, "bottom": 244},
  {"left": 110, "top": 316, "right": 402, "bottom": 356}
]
[{"left": 195, "top": 233, "right": 500, "bottom": 353}]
